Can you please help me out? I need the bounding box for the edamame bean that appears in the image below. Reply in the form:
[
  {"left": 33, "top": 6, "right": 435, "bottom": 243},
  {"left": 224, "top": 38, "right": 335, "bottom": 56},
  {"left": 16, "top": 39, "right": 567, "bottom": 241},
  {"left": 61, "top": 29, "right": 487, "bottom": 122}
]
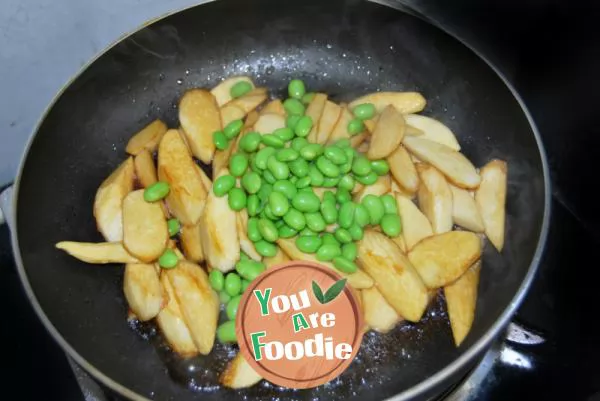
[
  {"left": 278, "top": 224, "right": 298, "bottom": 238},
  {"left": 316, "top": 244, "right": 341, "bottom": 261},
  {"left": 335, "top": 138, "right": 351, "bottom": 148},
  {"left": 336, "top": 189, "right": 352, "bottom": 204},
  {"left": 213, "top": 131, "right": 229, "bottom": 150},
  {"left": 228, "top": 187, "right": 247, "bottom": 211},
  {"left": 144, "top": 181, "right": 170, "bottom": 202},
  {"left": 268, "top": 191, "right": 289, "bottom": 217},
  {"left": 342, "top": 243, "right": 358, "bottom": 261},
  {"left": 291, "top": 137, "right": 308, "bottom": 151},
  {"left": 295, "top": 176, "right": 311, "bottom": 188},
  {"left": 262, "top": 169, "right": 276, "bottom": 184},
  {"left": 273, "top": 180, "right": 297, "bottom": 200},
  {"left": 338, "top": 202, "right": 355, "bottom": 229},
  {"left": 322, "top": 191, "right": 336, "bottom": 205},
  {"left": 274, "top": 127, "right": 295, "bottom": 142},
  {"left": 257, "top": 183, "right": 273, "bottom": 201},
  {"left": 213, "top": 175, "right": 235, "bottom": 197},
  {"left": 355, "top": 171, "right": 378, "bottom": 185},
  {"left": 263, "top": 204, "right": 277, "bottom": 220},
  {"left": 241, "top": 172, "right": 262, "bottom": 194},
  {"left": 338, "top": 174, "right": 355, "bottom": 191},
  {"left": 324, "top": 146, "right": 347, "bottom": 165},
  {"left": 308, "top": 165, "right": 325, "bottom": 187},
  {"left": 254, "top": 240, "right": 278, "bottom": 257},
  {"left": 305, "top": 212, "right": 326, "bottom": 232},
  {"left": 226, "top": 296, "right": 242, "bottom": 320},
  {"left": 294, "top": 116, "right": 313, "bottom": 137},
  {"left": 354, "top": 204, "right": 370, "bottom": 227},
  {"left": 255, "top": 147, "right": 276, "bottom": 170},
  {"left": 381, "top": 194, "right": 398, "bottom": 214},
  {"left": 333, "top": 256, "right": 358, "bottom": 273},
  {"left": 347, "top": 118, "right": 365, "bottom": 135},
  {"left": 230, "top": 81, "right": 253, "bottom": 98},
  {"left": 288, "top": 79, "right": 306, "bottom": 99},
  {"left": 352, "top": 156, "right": 372, "bottom": 176},
  {"left": 292, "top": 192, "right": 320, "bottom": 213},
  {"left": 320, "top": 201, "right": 338, "bottom": 224},
  {"left": 240, "top": 132, "right": 262, "bottom": 152},
  {"left": 335, "top": 228, "right": 352, "bottom": 244},
  {"left": 316, "top": 156, "right": 340, "bottom": 178},
  {"left": 267, "top": 156, "right": 290, "bottom": 180},
  {"left": 229, "top": 153, "right": 249, "bottom": 177},
  {"left": 247, "top": 194, "right": 260, "bottom": 216},
  {"left": 287, "top": 115, "right": 301, "bottom": 129},
  {"left": 217, "top": 321, "right": 237, "bottom": 343},
  {"left": 300, "top": 143, "right": 324, "bottom": 160},
  {"left": 321, "top": 233, "right": 339, "bottom": 246},
  {"left": 348, "top": 224, "right": 364, "bottom": 240},
  {"left": 322, "top": 176, "right": 340, "bottom": 187},
  {"left": 167, "top": 218, "right": 180, "bottom": 237},
  {"left": 247, "top": 217, "right": 262, "bottom": 242},
  {"left": 241, "top": 279, "right": 250, "bottom": 291},
  {"left": 299, "top": 227, "right": 316, "bottom": 236},
  {"left": 283, "top": 98, "right": 305, "bottom": 115},
  {"left": 258, "top": 218, "right": 279, "bottom": 242},
  {"left": 362, "top": 195, "right": 385, "bottom": 225},
  {"left": 352, "top": 103, "right": 376, "bottom": 120},
  {"left": 262, "top": 134, "right": 285, "bottom": 149},
  {"left": 225, "top": 273, "right": 242, "bottom": 296},
  {"left": 343, "top": 146, "right": 355, "bottom": 161},
  {"left": 296, "top": 235, "right": 322, "bottom": 253},
  {"left": 339, "top": 160, "right": 353, "bottom": 174},
  {"left": 301, "top": 92, "right": 315, "bottom": 104},
  {"left": 219, "top": 291, "right": 231, "bottom": 304},
  {"left": 381, "top": 213, "right": 402, "bottom": 237},
  {"left": 371, "top": 160, "right": 390, "bottom": 175},
  {"left": 224, "top": 119, "right": 243, "bottom": 139},
  {"left": 238, "top": 260, "right": 265, "bottom": 281},
  {"left": 209, "top": 270, "right": 225, "bottom": 291},
  {"left": 276, "top": 148, "right": 299, "bottom": 162},
  {"left": 289, "top": 158, "right": 309, "bottom": 177},
  {"left": 283, "top": 209, "right": 306, "bottom": 231}
]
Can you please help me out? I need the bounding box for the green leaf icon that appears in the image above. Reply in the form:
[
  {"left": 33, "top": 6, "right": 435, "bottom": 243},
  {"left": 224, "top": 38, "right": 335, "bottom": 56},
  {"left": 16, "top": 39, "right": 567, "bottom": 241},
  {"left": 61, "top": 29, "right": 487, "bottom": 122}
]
[
  {"left": 312, "top": 281, "right": 325, "bottom": 304},
  {"left": 312, "top": 278, "right": 347, "bottom": 304}
]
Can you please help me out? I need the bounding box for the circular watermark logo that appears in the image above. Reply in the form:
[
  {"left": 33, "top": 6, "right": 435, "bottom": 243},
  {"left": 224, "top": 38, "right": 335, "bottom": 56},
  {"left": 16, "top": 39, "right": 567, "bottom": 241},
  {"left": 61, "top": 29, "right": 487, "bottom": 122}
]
[{"left": 235, "top": 261, "right": 364, "bottom": 389}]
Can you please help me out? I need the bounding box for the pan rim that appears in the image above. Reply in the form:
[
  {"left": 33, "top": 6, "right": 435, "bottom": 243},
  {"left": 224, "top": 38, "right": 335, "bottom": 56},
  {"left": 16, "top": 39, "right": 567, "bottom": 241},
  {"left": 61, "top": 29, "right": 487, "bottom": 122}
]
[{"left": 9, "top": 1, "right": 551, "bottom": 400}]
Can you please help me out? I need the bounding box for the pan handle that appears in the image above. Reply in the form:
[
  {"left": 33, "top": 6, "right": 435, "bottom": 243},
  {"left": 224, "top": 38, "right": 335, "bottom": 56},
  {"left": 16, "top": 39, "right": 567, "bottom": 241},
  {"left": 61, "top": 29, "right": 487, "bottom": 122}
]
[{"left": 0, "top": 185, "right": 14, "bottom": 231}]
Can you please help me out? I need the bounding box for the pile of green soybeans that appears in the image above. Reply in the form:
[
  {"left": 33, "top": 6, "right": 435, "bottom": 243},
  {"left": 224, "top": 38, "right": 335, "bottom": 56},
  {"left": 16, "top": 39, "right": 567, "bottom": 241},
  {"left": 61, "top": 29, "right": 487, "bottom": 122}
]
[{"left": 207, "top": 79, "right": 402, "bottom": 343}]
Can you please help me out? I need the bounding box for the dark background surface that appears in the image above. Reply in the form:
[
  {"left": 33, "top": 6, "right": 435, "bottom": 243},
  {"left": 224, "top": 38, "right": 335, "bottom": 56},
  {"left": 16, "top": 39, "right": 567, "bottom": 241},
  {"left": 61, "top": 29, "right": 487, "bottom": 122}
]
[{"left": 0, "top": 0, "right": 598, "bottom": 400}]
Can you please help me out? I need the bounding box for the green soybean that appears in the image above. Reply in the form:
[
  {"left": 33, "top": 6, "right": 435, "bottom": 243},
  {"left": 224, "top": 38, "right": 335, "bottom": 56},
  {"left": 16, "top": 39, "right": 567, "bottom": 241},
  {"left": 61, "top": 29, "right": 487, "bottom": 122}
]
[
  {"left": 283, "top": 98, "right": 305, "bottom": 115},
  {"left": 336, "top": 189, "right": 352, "bottom": 204},
  {"left": 276, "top": 148, "right": 299, "bottom": 162},
  {"left": 241, "top": 279, "right": 251, "bottom": 292},
  {"left": 268, "top": 191, "right": 289, "bottom": 217},
  {"left": 262, "top": 204, "right": 277, "bottom": 220},
  {"left": 320, "top": 201, "right": 338, "bottom": 224},
  {"left": 333, "top": 256, "right": 358, "bottom": 273},
  {"left": 348, "top": 224, "right": 364, "bottom": 241},
  {"left": 213, "top": 175, "right": 235, "bottom": 197},
  {"left": 209, "top": 270, "right": 225, "bottom": 291},
  {"left": 322, "top": 191, "right": 336, "bottom": 205},
  {"left": 338, "top": 174, "right": 355, "bottom": 191},
  {"left": 240, "top": 132, "right": 262, "bottom": 152},
  {"left": 338, "top": 202, "right": 355, "bottom": 229},
  {"left": 167, "top": 218, "right": 180, "bottom": 237},
  {"left": 308, "top": 165, "right": 325, "bottom": 187},
  {"left": 291, "top": 137, "right": 309, "bottom": 151},
  {"left": 381, "top": 194, "right": 398, "bottom": 214},
  {"left": 342, "top": 243, "right": 358, "bottom": 261},
  {"left": 347, "top": 118, "right": 365, "bottom": 135},
  {"left": 224, "top": 119, "right": 243, "bottom": 139},
  {"left": 335, "top": 138, "right": 351, "bottom": 148},
  {"left": 247, "top": 195, "right": 260, "bottom": 216},
  {"left": 262, "top": 134, "right": 285, "bottom": 149},
  {"left": 352, "top": 103, "right": 376, "bottom": 120},
  {"left": 335, "top": 228, "right": 352, "bottom": 244},
  {"left": 255, "top": 147, "right": 276, "bottom": 169},
  {"left": 371, "top": 160, "right": 390, "bottom": 175},
  {"left": 295, "top": 176, "right": 311, "bottom": 188},
  {"left": 273, "top": 180, "right": 297, "bottom": 200},
  {"left": 241, "top": 172, "right": 262, "bottom": 195},
  {"left": 381, "top": 214, "right": 402, "bottom": 237},
  {"left": 316, "top": 156, "right": 340, "bottom": 178},
  {"left": 288, "top": 79, "right": 306, "bottom": 99},
  {"left": 263, "top": 169, "right": 276, "bottom": 184},
  {"left": 213, "top": 131, "right": 229, "bottom": 150},
  {"left": 296, "top": 235, "right": 322, "bottom": 253},
  {"left": 294, "top": 116, "right": 313, "bottom": 137},
  {"left": 289, "top": 158, "right": 309, "bottom": 177},
  {"left": 278, "top": 224, "right": 298, "bottom": 238},
  {"left": 144, "top": 181, "right": 170, "bottom": 202},
  {"left": 292, "top": 192, "right": 320, "bottom": 213},
  {"left": 225, "top": 273, "right": 242, "bottom": 296},
  {"left": 254, "top": 240, "right": 278, "bottom": 257},
  {"left": 362, "top": 195, "right": 385, "bottom": 225},
  {"left": 322, "top": 176, "right": 340, "bottom": 187},
  {"left": 352, "top": 156, "right": 372, "bottom": 176},
  {"left": 267, "top": 156, "right": 290, "bottom": 180},
  {"left": 321, "top": 233, "right": 339, "bottom": 246},
  {"left": 324, "top": 146, "right": 347, "bottom": 165},
  {"left": 300, "top": 143, "right": 324, "bottom": 161},
  {"left": 229, "top": 153, "right": 249, "bottom": 177},
  {"left": 226, "top": 296, "right": 242, "bottom": 320},
  {"left": 219, "top": 291, "right": 231, "bottom": 304},
  {"left": 217, "top": 321, "right": 237, "bottom": 343},
  {"left": 247, "top": 217, "right": 262, "bottom": 242},
  {"left": 258, "top": 218, "right": 279, "bottom": 242},
  {"left": 354, "top": 204, "right": 370, "bottom": 227},
  {"left": 305, "top": 212, "right": 326, "bottom": 232},
  {"left": 287, "top": 115, "right": 301, "bottom": 130},
  {"left": 236, "top": 260, "right": 265, "bottom": 281},
  {"left": 230, "top": 81, "right": 253, "bottom": 98},
  {"left": 301, "top": 92, "right": 315, "bottom": 104},
  {"left": 257, "top": 182, "right": 273, "bottom": 201},
  {"left": 339, "top": 161, "right": 353, "bottom": 174},
  {"left": 355, "top": 171, "right": 378, "bottom": 185},
  {"left": 228, "top": 187, "right": 247, "bottom": 211},
  {"left": 274, "top": 127, "right": 295, "bottom": 142},
  {"left": 316, "top": 244, "right": 342, "bottom": 261},
  {"left": 283, "top": 209, "right": 306, "bottom": 231}
]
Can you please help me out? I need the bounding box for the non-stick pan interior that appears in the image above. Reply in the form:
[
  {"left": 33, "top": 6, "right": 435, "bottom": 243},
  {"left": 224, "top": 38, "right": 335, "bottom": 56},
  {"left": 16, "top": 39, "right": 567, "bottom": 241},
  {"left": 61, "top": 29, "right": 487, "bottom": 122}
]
[{"left": 15, "top": 0, "right": 547, "bottom": 399}]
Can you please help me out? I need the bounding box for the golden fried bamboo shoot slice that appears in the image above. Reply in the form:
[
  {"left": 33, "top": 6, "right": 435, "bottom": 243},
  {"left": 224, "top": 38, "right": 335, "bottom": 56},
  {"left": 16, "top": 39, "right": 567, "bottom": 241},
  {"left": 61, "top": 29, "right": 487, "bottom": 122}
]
[
  {"left": 390, "top": 177, "right": 416, "bottom": 199},
  {"left": 261, "top": 99, "right": 285, "bottom": 116},
  {"left": 395, "top": 195, "right": 433, "bottom": 250},
  {"left": 328, "top": 107, "right": 355, "bottom": 143},
  {"left": 362, "top": 286, "right": 402, "bottom": 333},
  {"left": 211, "top": 76, "right": 254, "bottom": 107},
  {"left": 93, "top": 158, "right": 135, "bottom": 242},
  {"left": 357, "top": 230, "right": 428, "bottom": 321},
  {"left": 156, "top": 272, "right": 199, "bottom": 357},
  {"left": 349, "top": 91, "right": 426, "bottom": 114},
  {"left": 134, "top": 149, "right": 157, "bottom": 188},
  {"left": 391, "top": 234, "right": 407, "bottom": 253},
  {"left": 194, "top": 164, "right": 212, "bottom": 193},
  {"left": 254, "top": 113, "right": 286, "bottom": 134},
  {"left": 316, "top": 100, "right": 342, "bottom": 144},
  {"left": 306, "top": 93, "right": 328, "bottom": 142},
  {"left": 408, "top": 231, "right": 481, "bottom": 288},
  {"left": 367, "top": 105, "right": 405, "bottom": 160},
  {"left": 180, "top": 223, "right": 205, "bottom": 264},
  {"left": 353, "top": 174, "right": 391, "bottom": 202},
  {"left": 475, "top": 160, "right": 507, "bottom": 251},
  {"left": 55, "top": 241, "right": 140, "bottom": 264},
  {"left": 450, "top": 185, "right": 485, "bottom": 233},
  {"left": 237, "top": 209, "right": 262, "bottom": 261},
  {"left": 157, "top": 129, "right": 207, "bottom": 225},
  {"left": 404, "top": 114, "right": 461, "bottom": 151},
  {"left": 165, "top": 260, "right": 219, "bottom": 355},
  {"left": 365, "top": 115, "right": 426, "bottom": 136},
  {"left": 277, "top": 238, "right": 373, "bottom": 289},
  {"left": 179, "top": 89, "right": 222, "bottom": 164},
  {"left": 122, "top": 190, "right": 168, "bottom": 262},
  {"left": 220, "top": 103, "right": 246, "bottom": 127},
  {"left": 221, "top": 353, "right": 262, "bottom": 389},
  {"left": 388, "top": 145, "right": 419, "bottom": 193},
  {"left": 403, "top": 136, "right": 481, "bottom": 189},
  {"left": 125, "top": 120, "right": 168, "bottom": 155},
  {"left": 444, "top": 261, "right": 481, "bottom": 346},
  {"left": 226, "top": 88, "right": 268, "bottom": 115},
  {"left": 263, "top": 247, "right": 290, "bottom": 269},
  {"left": 123, "top": 263, "right": 163, "bottom": 321},
  {"left": 416, "top": 164, "right": 453, "bottom": 234}
]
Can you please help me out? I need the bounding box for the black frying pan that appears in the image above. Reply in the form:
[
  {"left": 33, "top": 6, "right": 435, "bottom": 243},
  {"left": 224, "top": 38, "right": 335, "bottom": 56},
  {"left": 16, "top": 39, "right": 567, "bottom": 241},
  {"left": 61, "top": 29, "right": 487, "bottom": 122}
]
[{"left": 6, "top": 0, "right": 550, "bottom": 399}]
